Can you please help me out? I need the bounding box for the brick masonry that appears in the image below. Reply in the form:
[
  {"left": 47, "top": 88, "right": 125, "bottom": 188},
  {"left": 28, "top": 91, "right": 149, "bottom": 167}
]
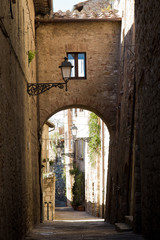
[
  {"left": 0, "top": 1, "right": 40, "bottom": 239},
  {"left": 135, "top": 0, "right": 160, "bottom": 238},
  {"left": 36, "top": 19, "right": 121, "bottom": 135},
  {"left": 106, "top": 1, "right": 160, "bottom": 240},
  {"left": 36, "top": 19, "right": 121, "bottom": 222},
  {"left": 106, "top": 0, "right": 136, "bottom": 224}
]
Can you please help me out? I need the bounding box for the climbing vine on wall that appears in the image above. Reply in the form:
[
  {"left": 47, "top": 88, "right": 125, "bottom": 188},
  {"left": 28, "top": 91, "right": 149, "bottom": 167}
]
[
  {"left": 28, "top": 50, "right": 36, "bottom": 63},
  {"left": 88, "top": 113, "right": 101, "bottom": 165}
]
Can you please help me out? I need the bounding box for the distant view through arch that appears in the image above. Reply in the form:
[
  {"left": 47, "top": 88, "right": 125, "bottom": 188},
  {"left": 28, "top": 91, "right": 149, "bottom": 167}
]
[{"left": 41, "top": 108, "right": 110, "bottom": 221}]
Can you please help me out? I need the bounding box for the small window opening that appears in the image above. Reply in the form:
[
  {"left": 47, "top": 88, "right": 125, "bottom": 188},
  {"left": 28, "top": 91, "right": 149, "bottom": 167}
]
[{"left": 67, "top": 52, "right": 86, "bottom": 79}]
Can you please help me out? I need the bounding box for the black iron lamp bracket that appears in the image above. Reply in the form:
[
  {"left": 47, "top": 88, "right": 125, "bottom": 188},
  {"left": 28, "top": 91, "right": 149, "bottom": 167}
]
[
  {"left": 27, "top": 56, "right": 72, "bottom": 95},
  {"left": 27, "top": 82, "right": 67, "bottom": 96}
]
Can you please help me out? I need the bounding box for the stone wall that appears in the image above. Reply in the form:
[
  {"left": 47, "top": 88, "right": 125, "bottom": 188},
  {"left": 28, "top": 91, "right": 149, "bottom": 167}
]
[
  {"left": 36, "top": 19, "right": 121, "bottom": 135},
  {"left": 0, "top": 1, "right": 40, "bottom": 239},
  {"left": 106, "top": 0, "right": 135, "bottom": 224},
  {"left": 36, "top": 20, "right": 121, "bottom": 215},
  {"left": 43, "top": 176, "right": 55, "bottom": 220},
  {"left": 135, "top": 0, "right": 160, "bottom": 239},
  {"left": 106, "top": 1, "right": 160, "bottom": 239}
]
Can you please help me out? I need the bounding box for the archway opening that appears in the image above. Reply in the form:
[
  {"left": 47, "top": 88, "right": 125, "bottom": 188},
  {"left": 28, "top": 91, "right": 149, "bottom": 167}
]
[{"left": 40, "top": 107, "right": 110, "bottom": 221}]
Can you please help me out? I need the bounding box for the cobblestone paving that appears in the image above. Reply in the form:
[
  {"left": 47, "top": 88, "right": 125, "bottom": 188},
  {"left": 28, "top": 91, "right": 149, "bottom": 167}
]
[{"left": 24, "top": 207, "right": 145, "bottom": 240}]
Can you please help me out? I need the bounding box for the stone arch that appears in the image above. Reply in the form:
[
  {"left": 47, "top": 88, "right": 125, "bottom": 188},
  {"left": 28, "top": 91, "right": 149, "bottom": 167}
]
[
  {"left": 40, "top": 103, "right": 114, "bottom": 136},
  {"left": 40, "top": 105, "right": 111, "bottom": 219},
  {"left": 36, "top": 18, "right": 120, "bottom": 223},
  {"left": 36, "top": 19, "right": 121, "bottom": 139}
]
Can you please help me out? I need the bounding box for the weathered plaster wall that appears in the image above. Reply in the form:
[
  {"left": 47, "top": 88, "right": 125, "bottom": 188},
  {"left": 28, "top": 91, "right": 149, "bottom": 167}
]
[
  {"left": 85, "top": 119, "right": 109, "bottom": 218},
  {"left": 41, "top": 123, "right": 50, "bottom": 172},
  {"left": 135, "top": 0, "right": 160, "bottom": 239},
  {"left": 0, "top": 1, "right": 40, "bottom": 239},
  {"left": 64, "top": 109, "right": 74, "bottom": 206},
  {"left": 36, "top": 20, "right": 121, "bottom": 134}
]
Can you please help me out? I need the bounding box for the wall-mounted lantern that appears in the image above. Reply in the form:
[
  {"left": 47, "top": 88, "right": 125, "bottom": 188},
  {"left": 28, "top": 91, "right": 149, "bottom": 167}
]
[
  {"left": 71, "top": 124, "right": 78, "bottom": 139},
  {"left": 27, "top": 57, "right": 73, "bottom": 96},
  {"left": 59, "top": 57, "right": 73, "bottom": 91}
]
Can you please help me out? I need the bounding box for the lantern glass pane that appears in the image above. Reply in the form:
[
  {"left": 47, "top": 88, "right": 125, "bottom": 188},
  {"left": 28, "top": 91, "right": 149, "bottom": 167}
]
[
  {"left": 62, "top": 67, "right": 71, "bottom": 79},
  {"left": 68, "top": 53, "right": 75, "bottom": 77}
]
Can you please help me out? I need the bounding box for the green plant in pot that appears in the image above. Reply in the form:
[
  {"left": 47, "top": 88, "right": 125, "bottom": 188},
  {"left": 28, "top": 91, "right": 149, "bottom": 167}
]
[{"left": 70, "top": 166, "right": 85, "bottom": 210}]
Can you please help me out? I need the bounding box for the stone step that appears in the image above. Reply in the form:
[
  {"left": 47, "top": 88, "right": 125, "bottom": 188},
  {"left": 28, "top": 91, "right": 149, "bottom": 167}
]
[
  {"left": 125, "top": 215, "right": 133, "bottom": 228},
  {"left": 115, "top": 223, "right": 132, "bottom": 232}
]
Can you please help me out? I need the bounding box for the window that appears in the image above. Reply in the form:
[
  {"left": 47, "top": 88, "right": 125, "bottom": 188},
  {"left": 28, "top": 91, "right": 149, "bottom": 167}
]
[{"left": 67, "top": 52, "right": 86, "bottom": 79}]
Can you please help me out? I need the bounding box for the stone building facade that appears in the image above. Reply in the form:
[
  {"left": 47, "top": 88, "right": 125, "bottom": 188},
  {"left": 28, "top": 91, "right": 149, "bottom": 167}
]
[
  {"left": 0, "top": 0, "right": 160, "bottom": 240},
  {"left": 63, "top": 108, "right": 109, "bottom": 218},
  {"left": 34, "top": 0, "right": 160, "bottom": 238},
  {"left": 43, "top": 176, "right": 55, "bottom": 221},
  {"left": 0, "top": 1, "right": 42, "bottom": 239},
  {"left": 105, "top": 1, "right": 160, "bottom": 239},
  {"left": 134, "top": 1, "right": 160, "bottom": 238},
  {"left": 41, "top": 121, "right": 55, "bottom": 173},
  {"left": 35, "top": 14, "right": 121, "bottom": 132},
  {"left": 36, "top": 11, "right": 121, "bottom": 214},
  {"left": 106, "top": 0, "right": 136, "bottom": 224}
]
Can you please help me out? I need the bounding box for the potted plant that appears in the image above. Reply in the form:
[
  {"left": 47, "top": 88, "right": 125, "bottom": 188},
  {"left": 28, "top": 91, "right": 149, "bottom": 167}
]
[{"left": 70, "top": 166, "right": 85, "bottom": 211}]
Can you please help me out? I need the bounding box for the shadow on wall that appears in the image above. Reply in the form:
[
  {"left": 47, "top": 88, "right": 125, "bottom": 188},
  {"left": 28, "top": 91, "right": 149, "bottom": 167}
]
[
  {"left": 0, "top": 2, "right": 40, "bottom": 239},
  {"left": 106, "top": 22, "right": 137, "bottom": 226}
]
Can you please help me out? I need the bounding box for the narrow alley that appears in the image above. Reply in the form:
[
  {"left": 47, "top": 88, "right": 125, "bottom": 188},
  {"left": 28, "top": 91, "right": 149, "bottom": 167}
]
[
  {"left": 24, "top": 207, "right": 145, "bottom": 240},
  {"left": 1, "top": 0, "right": 160, "bottom": 240}
]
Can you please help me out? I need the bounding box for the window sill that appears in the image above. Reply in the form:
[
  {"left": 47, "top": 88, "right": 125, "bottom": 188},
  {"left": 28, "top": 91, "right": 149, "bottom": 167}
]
[{"left": 69, "top": 78, "right": 87, "bottom": 80}]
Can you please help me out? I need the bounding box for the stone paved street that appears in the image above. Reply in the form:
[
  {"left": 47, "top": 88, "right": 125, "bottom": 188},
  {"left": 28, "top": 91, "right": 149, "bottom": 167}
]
[{"left": 24, "top": 207, "right": 145, "bottom": 240}]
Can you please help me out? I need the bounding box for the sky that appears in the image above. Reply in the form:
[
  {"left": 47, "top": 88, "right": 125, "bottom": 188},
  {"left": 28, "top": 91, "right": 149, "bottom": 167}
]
[
  {"left": 53, "top": 0, "right": 83, "bottom": 12},
  {"left": 49, "top": 111, "right": 65, "bottom": 128}
]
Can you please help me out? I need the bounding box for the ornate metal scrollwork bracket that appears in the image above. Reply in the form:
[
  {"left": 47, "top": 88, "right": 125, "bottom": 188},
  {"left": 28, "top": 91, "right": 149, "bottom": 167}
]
[{"left": 27, "top": 82, "right": 66, "bottom": 96}]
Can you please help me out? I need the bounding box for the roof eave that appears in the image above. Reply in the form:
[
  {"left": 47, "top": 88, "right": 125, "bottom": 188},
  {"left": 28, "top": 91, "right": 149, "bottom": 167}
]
[{"left": 35, "top": 17, "right": 122, "bottom": 23}]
